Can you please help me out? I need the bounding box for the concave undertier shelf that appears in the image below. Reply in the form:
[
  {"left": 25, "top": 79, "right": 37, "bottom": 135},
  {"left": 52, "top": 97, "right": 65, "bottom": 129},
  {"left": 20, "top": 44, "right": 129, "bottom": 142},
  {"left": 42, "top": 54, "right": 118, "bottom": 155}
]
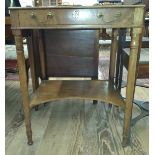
[{"left": 30, "top": 80, "right": 125, "bottom": 108}]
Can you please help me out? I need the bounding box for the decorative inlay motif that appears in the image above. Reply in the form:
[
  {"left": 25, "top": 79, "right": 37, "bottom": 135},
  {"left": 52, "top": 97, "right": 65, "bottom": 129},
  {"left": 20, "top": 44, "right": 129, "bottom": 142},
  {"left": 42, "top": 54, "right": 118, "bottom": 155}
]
[{"left": 72, "top": 10, "right": 79, "bottom": 19}]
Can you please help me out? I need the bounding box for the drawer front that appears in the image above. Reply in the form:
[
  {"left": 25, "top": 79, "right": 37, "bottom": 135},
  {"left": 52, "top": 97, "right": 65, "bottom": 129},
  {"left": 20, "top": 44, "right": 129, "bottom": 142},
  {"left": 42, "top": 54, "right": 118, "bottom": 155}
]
[{"left": 18, "top": 8, "right": 135, "bottom": 28}]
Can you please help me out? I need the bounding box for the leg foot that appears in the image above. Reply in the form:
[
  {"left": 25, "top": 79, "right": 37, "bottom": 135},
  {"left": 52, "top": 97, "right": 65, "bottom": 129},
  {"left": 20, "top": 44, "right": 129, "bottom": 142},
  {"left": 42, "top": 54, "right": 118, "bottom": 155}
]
[
  {"left": 26, "top": 130, "right": 33, "bottom": 145},
  {"left": 27, "top": 140, "right": 33, "bottom": 145},
  {"left": 122, "top": 136, "right": 130, "bottom": 147}
]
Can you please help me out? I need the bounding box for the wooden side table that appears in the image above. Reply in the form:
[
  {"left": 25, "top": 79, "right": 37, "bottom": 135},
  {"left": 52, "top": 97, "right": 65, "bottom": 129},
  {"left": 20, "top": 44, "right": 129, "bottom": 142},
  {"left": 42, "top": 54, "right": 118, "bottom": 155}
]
[{"left": 10, "top": 5, "right": 144, "bottom": 147}]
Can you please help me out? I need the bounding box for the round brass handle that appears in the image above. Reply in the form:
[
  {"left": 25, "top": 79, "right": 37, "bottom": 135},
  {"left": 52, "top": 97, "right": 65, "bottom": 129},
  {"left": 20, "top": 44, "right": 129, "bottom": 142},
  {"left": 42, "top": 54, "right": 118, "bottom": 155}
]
[
  {"left": 97, "top": 12, "right": 104, "bottom": 18},
  {"left": 31, "top": 12, "right": 35, "bottom": 18},
  {"left": 47, "top": 12, "right": 54, "bottom": 18}
]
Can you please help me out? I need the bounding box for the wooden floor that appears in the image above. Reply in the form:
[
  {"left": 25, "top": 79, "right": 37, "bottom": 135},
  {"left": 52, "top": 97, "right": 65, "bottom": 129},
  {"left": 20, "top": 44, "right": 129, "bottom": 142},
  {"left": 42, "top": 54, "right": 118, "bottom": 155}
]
[{"left": 5, "top": 80, "right": 149, "bottom": 155}]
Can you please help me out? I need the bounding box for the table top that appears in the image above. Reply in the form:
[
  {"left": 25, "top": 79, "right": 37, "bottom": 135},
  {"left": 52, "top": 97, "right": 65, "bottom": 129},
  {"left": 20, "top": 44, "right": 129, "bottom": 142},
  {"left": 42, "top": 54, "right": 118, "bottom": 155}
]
[{"left": 10, "top": 4, "right": 145, "bottom": 9}]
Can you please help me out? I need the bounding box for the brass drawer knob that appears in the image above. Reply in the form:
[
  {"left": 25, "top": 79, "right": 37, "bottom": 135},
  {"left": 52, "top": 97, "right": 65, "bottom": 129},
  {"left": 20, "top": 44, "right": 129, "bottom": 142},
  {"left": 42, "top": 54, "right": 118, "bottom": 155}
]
[
  {"left": 47, "top": 12, "right": 54, "bottom": 18},
  {"left": 31, "top": 12, "right": 35, "bottom": 18}
]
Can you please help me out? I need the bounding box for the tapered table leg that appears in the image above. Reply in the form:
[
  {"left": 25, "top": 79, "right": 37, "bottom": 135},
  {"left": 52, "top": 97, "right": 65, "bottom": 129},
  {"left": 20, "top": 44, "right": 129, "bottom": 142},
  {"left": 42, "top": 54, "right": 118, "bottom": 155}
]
[
  {"left": 108, "top": 28, "right": 118, "bottom": 108},
  {"left": 122, "top": 28, "right": 143, "bottom": 147},
  {"left": 13, "top": 30, "right": 33, "bottom": 145},
  {"left": 27, "top": 31, "right": 39, "bottom": 111},
  {"left": 109, "top": 28, "right": 119, "bottom": 83}
]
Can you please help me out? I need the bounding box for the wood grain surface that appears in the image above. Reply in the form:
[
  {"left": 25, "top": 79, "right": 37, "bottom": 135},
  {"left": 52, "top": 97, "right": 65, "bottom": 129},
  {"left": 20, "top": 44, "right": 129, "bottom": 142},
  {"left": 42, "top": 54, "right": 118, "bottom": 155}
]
[{"left": 30, "top": 80, "right": 124, "bottom": 108}]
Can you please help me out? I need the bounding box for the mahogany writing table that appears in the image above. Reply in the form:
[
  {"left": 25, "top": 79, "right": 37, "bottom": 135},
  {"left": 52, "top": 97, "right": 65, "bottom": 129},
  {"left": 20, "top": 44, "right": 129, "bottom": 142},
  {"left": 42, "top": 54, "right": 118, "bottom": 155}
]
[{"left": 10, "top": 5, "right": 144, "bottom": 146}]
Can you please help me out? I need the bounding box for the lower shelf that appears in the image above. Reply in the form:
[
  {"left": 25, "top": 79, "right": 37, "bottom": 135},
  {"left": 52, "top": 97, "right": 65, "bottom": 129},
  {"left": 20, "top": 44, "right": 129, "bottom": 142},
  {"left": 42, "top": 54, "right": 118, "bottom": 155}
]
[{"left": 30, "top": 80, "right": 125, "bottom": 108}]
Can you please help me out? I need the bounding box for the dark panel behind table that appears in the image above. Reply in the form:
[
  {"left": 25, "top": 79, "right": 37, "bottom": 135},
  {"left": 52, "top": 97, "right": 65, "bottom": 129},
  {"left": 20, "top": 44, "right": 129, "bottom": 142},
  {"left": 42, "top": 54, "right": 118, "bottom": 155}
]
[{"left": 43, "top": 30, "right": 99, "bottom": 78}]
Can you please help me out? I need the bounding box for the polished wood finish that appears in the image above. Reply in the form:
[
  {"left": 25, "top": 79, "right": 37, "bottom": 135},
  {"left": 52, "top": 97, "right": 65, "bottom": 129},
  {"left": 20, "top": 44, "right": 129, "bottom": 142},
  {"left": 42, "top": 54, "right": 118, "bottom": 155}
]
[
  {"left": 31, "top": 30, "right": 42, "bottom": 78},
  {"left": 10, "top": 5, "right": 145, "bottom": 146},
  {"left": 30, "top": 80, "right": 125, "bottom": 108},
  {"left": 109, "top": 28, "right": 118, "bottom": 82},
  {"left": 12, "top": 29, "right": 33, "bottom": 145},
  {"left": 27, "top": 35, "right": 39, "bottom": 92},
  {"left": 43, "top": 29, "right": 99, "bottom": 77},
  {"left": 38, "top": 30, "right": 47, "bottom": 80},
  {"left": 18, "top": 8, "right": 134, "bottom": 28},
  {"left": 10, "top": 6, "right": 144, "bottom": 29},
  {"left": 122, "top": 28, "right": 143, "bottom": 146}
]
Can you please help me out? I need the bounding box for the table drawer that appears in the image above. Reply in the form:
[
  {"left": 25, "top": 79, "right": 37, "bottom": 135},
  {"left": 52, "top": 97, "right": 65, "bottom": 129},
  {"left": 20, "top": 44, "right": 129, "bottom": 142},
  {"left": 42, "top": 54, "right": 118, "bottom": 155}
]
[{"left": 18, "top": 8, "right": 135, "bottom": 28}]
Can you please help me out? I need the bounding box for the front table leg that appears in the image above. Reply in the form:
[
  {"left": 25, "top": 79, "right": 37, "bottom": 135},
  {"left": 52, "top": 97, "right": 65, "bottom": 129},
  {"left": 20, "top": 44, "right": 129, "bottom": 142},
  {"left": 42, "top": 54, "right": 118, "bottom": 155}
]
[
  {"left": 122, "top": 28, "right": 142, "bottom": 146},
  {"left": 13, "top": 30, "right": 33, "bottom": 145}
]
